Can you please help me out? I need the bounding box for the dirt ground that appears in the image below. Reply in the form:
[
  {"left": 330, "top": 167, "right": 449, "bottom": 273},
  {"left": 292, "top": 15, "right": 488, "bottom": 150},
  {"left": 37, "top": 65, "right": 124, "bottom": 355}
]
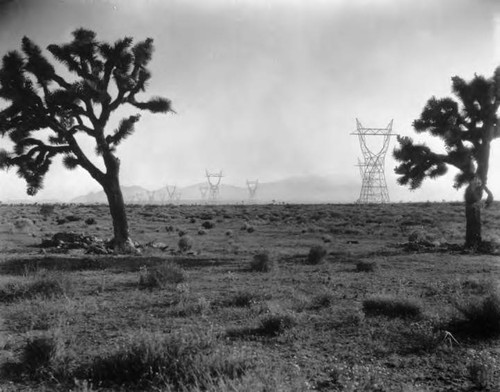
[{"left": 0, "top": 201, "right": 499, "bottom": 391}]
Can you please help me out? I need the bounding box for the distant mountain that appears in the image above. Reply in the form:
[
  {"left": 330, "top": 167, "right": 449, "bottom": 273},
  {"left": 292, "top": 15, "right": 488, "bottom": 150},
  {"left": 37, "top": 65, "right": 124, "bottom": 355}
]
[
  {"left": 71, "top": 185, "right": 149, "bottom": 204},
  {"left": 258, "top": 175, "right": 358, "bottom": 203},
  {"left": 70, "top": 175, "right": 359, "bottom": 204}
]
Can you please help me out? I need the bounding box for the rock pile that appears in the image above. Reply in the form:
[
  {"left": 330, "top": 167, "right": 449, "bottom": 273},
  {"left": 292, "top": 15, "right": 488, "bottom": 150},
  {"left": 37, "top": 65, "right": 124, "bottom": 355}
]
[{"left": 40, "top": 232, "right": 111, "bottom": 254}]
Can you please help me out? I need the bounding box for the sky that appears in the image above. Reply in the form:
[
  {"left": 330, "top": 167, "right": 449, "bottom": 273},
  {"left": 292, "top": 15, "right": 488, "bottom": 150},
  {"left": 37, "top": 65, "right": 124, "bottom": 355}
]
[{"left": 0, "top": 0, "right": 499, "bottom": 202}]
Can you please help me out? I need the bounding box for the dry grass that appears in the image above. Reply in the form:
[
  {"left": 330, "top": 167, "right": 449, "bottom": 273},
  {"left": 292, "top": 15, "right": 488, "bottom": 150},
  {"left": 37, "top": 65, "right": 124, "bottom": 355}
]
[{"left": 1, "top": 202, "right": 500, "bottom": 391}]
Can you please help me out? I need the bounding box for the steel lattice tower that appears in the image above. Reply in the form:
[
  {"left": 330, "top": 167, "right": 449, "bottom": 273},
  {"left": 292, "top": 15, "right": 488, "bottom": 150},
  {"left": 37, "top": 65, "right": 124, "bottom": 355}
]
[
  {"left": 205, "top": 170, "right": 223, "bottom": 201},
  {"left": 246, "top": 179, "right": 258, "bottom": 201},
  {"left": 352, "top": 118, "right": 394, "bottom": 203},
  {"left": 199, "top": 184, "right": 209, "bottom": 200}
]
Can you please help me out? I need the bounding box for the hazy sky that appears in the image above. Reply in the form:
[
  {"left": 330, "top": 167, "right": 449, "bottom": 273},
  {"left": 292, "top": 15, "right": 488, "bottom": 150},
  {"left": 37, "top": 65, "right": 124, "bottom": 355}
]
[{"left": 0, "top": 0, "right": 499, "bottom": 202}]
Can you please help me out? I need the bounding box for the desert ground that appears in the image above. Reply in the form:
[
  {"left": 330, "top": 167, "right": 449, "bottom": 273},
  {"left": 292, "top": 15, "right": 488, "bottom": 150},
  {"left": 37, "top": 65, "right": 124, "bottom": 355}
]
[{"left": 0, "top": 201, "right": 499, "bottom": 391}]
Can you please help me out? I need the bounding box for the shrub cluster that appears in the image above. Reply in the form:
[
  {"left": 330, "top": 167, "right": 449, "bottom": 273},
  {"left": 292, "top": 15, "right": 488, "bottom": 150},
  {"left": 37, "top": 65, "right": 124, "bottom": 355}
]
[
  {"left": 249, "top": 251, "right": 275, "bottom": 272},
  {"left": 362, "top": 295, "right": 422, "bottom": 319},
  {"left": 307, "top": 245, "right": 327, "bottom": 265},
  {"left": 258, "top": 313, "right": 297, "bottom": 336},
  {"left": 0, "top": 272, "right": 74, "bottom": 302},
  {"left": 89, "top": 332, "right": 250, "bottom": 389},
  {"left": 178, "top": 235, "right": 194, "bottom": 252},
  {"left": 138, "top": 263, "right": 186, "bottom": 290},
  {"left": 452, "top": 291, "right": 500, "bottom": 339}
]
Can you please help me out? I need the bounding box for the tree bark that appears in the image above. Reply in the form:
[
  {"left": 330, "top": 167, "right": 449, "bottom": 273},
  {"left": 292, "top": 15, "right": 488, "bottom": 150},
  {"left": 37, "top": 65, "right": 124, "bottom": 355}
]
[
  {"left": 464, "top": 178, "right": 483, "bottom": 249},
  {"left": 465, "top": 200, "right": 482, "bottom": 249},
  {"left": 101, "top": 174, "right": 135, "bottom": 253}
]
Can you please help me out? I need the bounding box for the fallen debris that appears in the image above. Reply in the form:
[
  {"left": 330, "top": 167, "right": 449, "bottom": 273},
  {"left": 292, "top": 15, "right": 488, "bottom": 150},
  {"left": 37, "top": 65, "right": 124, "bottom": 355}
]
[{"left": 40, "top": 232, "right": 112, "bottom": 254}]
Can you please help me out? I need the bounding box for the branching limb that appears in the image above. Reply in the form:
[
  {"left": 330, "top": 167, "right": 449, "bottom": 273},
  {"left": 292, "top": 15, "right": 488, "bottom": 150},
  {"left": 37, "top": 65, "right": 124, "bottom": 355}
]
[{"left": 484, "top": 185, "right": 493, "bottom": 208}]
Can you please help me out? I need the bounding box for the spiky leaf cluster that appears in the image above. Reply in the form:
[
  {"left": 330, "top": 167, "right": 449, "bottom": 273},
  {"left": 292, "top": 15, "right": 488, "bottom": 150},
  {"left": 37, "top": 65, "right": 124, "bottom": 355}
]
[
  {"left": 394, "top": 69, "right": 499, "bottom": 191},
  {"left": 0, "top": 28, "right": 173, "bottom": 195}
]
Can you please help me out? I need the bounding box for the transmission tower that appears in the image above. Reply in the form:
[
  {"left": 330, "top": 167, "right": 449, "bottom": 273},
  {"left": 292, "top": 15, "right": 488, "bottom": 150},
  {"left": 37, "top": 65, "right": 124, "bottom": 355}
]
[
  {"left": 205, "top": 169, "right": 223, "bottom": 202},
  {"left": 246, "top": 179, "right": 259, "bottom": 201},
  {"left": 166, "top": 185, "right": 179, "bottom": 203},
  {"left": 199, "top": 184, "right": 209, "bottom": 201},
  {"left": 351, "top": 118, "right": 395, "bottom": 203},
  {"left": 146, "top": 190, "right": 156, "bottom": 204}
]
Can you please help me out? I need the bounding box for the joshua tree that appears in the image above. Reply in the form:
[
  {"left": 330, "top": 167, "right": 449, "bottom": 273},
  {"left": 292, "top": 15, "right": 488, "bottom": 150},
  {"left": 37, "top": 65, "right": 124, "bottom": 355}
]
[
  {"left": 0, "top": 28, "right": 174, "bottom": 252},
  {"left": 394, "top": 67, "right": 499, "bottom": 249}
]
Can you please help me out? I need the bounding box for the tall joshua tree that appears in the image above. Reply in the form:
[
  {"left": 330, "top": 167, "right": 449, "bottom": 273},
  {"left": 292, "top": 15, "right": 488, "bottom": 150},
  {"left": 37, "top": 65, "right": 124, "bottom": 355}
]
[
  {"left": 394, "top": 67, "right": 499, "bottom": 249},
  {"left": 0, "top": 28, "right": 174, "bottom": 252}
]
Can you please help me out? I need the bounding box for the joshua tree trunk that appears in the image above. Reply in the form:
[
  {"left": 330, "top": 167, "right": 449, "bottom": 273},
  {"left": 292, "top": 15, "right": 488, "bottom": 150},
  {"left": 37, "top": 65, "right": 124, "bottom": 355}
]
[
  {"left": 99, "top": 152, "right": 135, "bottom": 253},
  {"left": 464, "top": 178, "right": 483, "bottom": 249},
  {"left": 102, "top": 175, "right": 134, "bottom": 252},
  {"left": 465, "top": 200, "right": 482, "bottom": 249}
]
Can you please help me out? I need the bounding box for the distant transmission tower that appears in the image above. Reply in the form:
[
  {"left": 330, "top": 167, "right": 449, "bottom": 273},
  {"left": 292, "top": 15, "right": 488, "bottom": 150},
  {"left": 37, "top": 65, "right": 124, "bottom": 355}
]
[
  {"left": 351, "top": 118, "right": 395, "bottom": 203},
  {"left": 199, "top": 184, "right": 209, "bottom": 201},
  {"left": 205, "top": 169, "right": 223, "bottom": 201},
  {"left": 166, "top": 185, "right": 179, "bottom": 203},
  {"left": 246, "top": 179, "right": 258, "bottom": 201}
]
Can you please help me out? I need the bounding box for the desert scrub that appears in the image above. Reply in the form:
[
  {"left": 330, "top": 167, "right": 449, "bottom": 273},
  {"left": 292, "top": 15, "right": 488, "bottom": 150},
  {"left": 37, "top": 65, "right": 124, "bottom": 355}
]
[
  {"left": 309, "top": 291, "right": 335, "bottom": 310},
  {"left": 178, "top": 234, "right": 194, "bottom": 252},
  {"left": 249, "top": 251, "right": 275, "bottom": 272},
  {"left": 138, "top": 263, "right": 186, "bottom": 289},
  {"left": 0, "top": 271, "right": 74, "bottom": 302},
  {"left": 258, "top": 313, "right": 297, "bottom": 336},
  {"left": 5, "top": 297, "right": 75, "bottom": 333},
  {"left": 467, "top": 351, "right": 498, "bottom": 389},
  {"left": 225, "top": 290, "right": 264, "bottom": 307},
  {"left": 3, "top": 329, "right": 75, "bottom": 382},
  {"left": 356, "top": 260, "right": 378, "bottom": 272},
  {"left": 171, "top": 296, "right": 211, "bottom": 317},
  {"left": 362, "top": 295, "right": 422, "bottom": 319},
  {"left": 451, "top": 290, "right": 500, "bottom": 338},
  {"left": 88, "top": 331, "right": 251, "bottom": 389},
  {"left": 307, "top": 245, "right": 327, "bottom": 264}
]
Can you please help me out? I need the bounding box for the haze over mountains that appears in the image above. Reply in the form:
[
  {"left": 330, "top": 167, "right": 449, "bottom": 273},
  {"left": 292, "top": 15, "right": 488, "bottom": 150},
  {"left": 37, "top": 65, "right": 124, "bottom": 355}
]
[{"left": 70, "top": 175, "right": 360, "bottom": 204}]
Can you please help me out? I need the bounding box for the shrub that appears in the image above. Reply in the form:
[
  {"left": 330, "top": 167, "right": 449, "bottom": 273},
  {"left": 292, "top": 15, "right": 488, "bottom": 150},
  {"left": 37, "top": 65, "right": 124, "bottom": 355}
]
[
  {"left": 88, "top": 331, "right": 250, "bottom": 389},
  {"left": 17, "top": 330, "right": 74, "bottom": 381},
  {"left": 202, "top": 220, "right": 215, "bottom": 229},
  {"left": 226, "top": 290, "right": 262, "bottom": 307},
  {"left": 467, "top": 352, "right": 497, "bottom": 389},
  {"left": 85, "top": 217, "right": 96, "bottom": 225},
  {"left": 356, "top": 260, "right": 378, "bottom": 272},
  {"left": 39, "top": 205, "right": 55, "bottom": 219},
  {"left": 178, "top": 235, "right": 194, "bottom": 252},
  {"left": 249, "top": 251, "right": 275, "bottom": 272},
  {"left": 307, "top": 245, "right": 327, "bottom": 264},
  {"left": 171, "top": 296, "right": 211, "bottom": 317},
  {"left": 362, "top": 295, "right": 422, "bottom": 319},
  {"left": 138, "top": 263, "right": 186, "bottom": 289},
  {"left": 258, "top": 313, "right": 297, "bottom": 336},
  {"left": 0, "top": 272, "right": 74, "bottom": 302},
  {"left": 309, "top": 292, "right": 335, "bottom": 310},
  {"left": 198, "top": 229, "right": 207, "bottom": 235},
  {"left": 65, "top": 215, "right": 82, "bottom": 222},
  {"left": 11, "top": 218, "right": 35, "bottom": 233},
  {"left": 452, "top": 291, "right": 500, "bottom": 338}
]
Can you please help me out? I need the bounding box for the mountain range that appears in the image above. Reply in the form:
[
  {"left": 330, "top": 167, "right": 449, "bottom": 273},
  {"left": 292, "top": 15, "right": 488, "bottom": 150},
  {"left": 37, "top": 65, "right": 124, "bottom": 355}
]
[{"left": 70, "top": 175, "right": 360, "bottom": 204}]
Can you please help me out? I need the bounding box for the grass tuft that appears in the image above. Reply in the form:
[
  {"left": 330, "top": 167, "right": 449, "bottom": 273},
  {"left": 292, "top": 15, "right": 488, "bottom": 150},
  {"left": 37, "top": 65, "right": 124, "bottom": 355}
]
[
  {"left": 0, "top": 271, "right": 74, "bottom": 302},
  {"left": 225, "top": 290, "right": 264, "bottom": 307},
  {"left": 178, "top": 234, "right": 194, "bottom": 252},
  {"left": 362, "top": 295, "right": 422, "bottom": 319},
  {"left": 249, "top": 251, "right": 275, "bottom": 272},
  {"left": 88, "top": 331, "right": 251, "bottom": 389},
  {"left": 356, "top": 260, "right": 378, "bottom": 272},
  {"left": 307, "top": 245, "right": 327, "bottom": 265},
  {"left": 258, "top": 313, "right": 297, "bottom": 336},
  {"left": 451, "top": 290, "right": 500, "bottom": 339},
  {"left": 138, "top": 263, "right": 186, "bottom": 289}
]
